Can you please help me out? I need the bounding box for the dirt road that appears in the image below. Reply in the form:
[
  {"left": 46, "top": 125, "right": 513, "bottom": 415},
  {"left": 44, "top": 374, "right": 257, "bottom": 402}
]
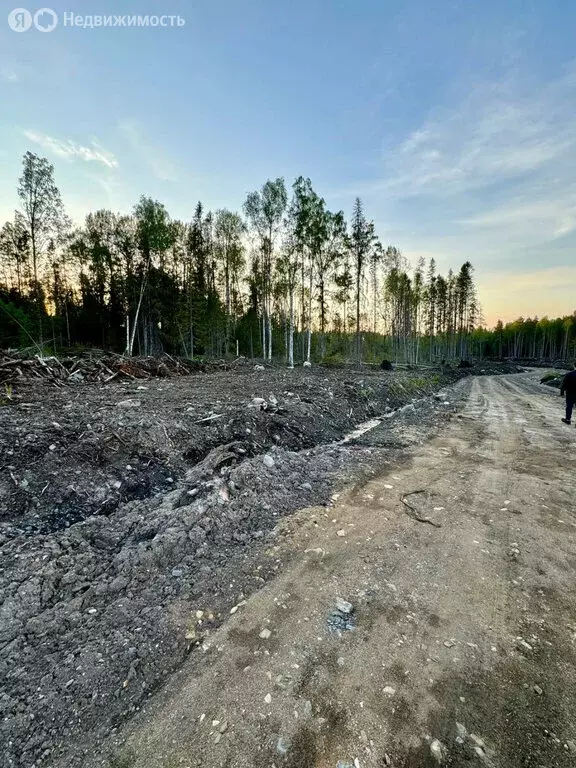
[{"left": 95, "top": 373, "right": 575, "bottom": 768}]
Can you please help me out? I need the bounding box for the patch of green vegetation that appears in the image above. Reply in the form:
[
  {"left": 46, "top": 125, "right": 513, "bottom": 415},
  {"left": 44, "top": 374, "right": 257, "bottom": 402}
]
[
  {"left": 358, "top": 385, "right": 374, "bottom": 400},
  {"left": 397, "top": 377, "right": 428, "bottom": 392},
  {"left": 56, "top": 344, "right": 94, "bottom": 356},
  {"left": 0, "top": 383, "right": 14, "bottom": 406},
  {"left": 320, "top": 353, "right": 346, "bottom": 368},
  {"left": 540, "top": 372, "right": 563, "bottom": 384}
]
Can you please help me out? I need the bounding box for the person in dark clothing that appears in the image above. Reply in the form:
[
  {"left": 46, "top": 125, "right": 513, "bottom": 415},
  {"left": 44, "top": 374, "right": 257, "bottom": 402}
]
[{"left": 560, "top": 362, "right": 576, "bottom": 425}]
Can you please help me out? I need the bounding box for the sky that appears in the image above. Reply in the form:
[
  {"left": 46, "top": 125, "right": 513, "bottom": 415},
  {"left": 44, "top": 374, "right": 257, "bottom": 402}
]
[{"left": 1, "top": 0, "right": 575, "bottom": 327}]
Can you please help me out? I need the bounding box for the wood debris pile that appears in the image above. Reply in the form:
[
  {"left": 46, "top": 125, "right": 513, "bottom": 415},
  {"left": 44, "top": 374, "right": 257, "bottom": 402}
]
[{"left": 0, "top": 352, "right": 232, "bottom": 386}]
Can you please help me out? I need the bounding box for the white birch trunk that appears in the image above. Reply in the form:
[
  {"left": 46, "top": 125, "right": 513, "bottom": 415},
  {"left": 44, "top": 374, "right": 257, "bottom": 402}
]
[
  {"left": 288, "top": 288, "right": 294, "bottom": 368},
  {"left": 128, "top": 276, "right": 146, "bottom": 357}
]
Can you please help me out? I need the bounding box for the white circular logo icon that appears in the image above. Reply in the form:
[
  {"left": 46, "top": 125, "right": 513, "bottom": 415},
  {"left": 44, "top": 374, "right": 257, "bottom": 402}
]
[
  {"left": 34, "top": 7, "right": 57, "bottom": 32},
  {"left": 8, "top": 7, "right": 32, "bottom": 31}
]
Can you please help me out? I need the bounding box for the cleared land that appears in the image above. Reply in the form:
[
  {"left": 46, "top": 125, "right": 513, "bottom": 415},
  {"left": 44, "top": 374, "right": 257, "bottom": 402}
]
[{"left": 2, "top": 364, "right": 575, "bottom": 768}]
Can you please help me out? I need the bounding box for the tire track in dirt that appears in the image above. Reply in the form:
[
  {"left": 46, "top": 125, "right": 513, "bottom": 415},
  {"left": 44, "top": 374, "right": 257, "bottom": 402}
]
[{"left": 92, "top": 372, "right": 576, "bottom": 768}]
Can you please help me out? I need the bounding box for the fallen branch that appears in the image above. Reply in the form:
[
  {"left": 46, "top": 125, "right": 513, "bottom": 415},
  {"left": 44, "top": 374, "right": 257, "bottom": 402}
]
[
  {"left": 193, "top": 413, "right": 224, "bottom": 424},
  {"left": 0, "top": 351, "right": 234, "bottom": 386}
]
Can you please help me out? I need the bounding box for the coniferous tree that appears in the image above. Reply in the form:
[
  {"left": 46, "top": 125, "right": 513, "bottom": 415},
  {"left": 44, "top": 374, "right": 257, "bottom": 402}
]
[
  {"left": 3, "top": 151, "right": 573, "bottom": 364},
  {"left": 350, "top": 198, "right": 377, "bottom": 362}
]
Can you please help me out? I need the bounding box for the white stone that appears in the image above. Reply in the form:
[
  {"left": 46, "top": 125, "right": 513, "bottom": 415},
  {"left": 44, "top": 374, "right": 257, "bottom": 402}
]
[
  {"left": 455, "top": 722, "right": 468, "bottom": 739},
  {"left": 430, "top": 739, "right": 445, "bottom": 764},
  {"left": 335, "top": 598, "right": 353, "bottom": 614}
]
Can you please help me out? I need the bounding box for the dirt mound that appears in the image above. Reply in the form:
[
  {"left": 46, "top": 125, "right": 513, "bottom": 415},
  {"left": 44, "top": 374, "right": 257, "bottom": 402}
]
[{"left": 0, "top": 366, "right": 466, "bottom": 539}]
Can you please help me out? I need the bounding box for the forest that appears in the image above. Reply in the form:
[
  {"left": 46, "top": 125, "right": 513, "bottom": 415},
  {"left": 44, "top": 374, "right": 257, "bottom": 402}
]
[{"left": 1, "top": 151, "right": 575, "bottom": 365}]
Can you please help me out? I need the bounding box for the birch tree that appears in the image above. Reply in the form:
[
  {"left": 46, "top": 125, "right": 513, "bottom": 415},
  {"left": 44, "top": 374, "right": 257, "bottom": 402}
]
[
  {"left": 17, "top": 152, "right": 69, "bottom": 344},
  {"left": 214, "top": 210, "right": 245, "bottom": 355},
  {"left": 243, "top": 178, "right": 287, "bottom": 360},
  {"left": 128, "top": 197, "right": 175, "bottom": 355}
]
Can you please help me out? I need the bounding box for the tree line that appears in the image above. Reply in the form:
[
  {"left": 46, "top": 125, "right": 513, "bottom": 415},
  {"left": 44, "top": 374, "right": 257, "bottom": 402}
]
[
  {"left": 483, "top": 316, "right": 576, "bottom": 362},
  {"left": 1, "top": 151, "right": 574, "bottom": 365}
]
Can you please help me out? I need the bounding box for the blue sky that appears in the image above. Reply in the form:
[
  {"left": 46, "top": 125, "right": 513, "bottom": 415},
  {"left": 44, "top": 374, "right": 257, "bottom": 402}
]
[{"left": 1, "top": 0, "right": 575, "bottom": 325}]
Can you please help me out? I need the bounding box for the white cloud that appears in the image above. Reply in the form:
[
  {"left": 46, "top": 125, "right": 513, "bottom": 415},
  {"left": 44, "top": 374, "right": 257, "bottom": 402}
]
[
  {"left": 1, "top": 68, "right": 19, "bottom": 83},
  {"left": 381, "top": 68, "right": 576, "bottom": 200},
  {"left": 460, "top": 196, "right": 576, "bottom": 241},
  {"left": 118, "top": 120, "right": 178, "bottom": 182},
  {"left": 338, "top": 62, "right": 576, "bottom": 286},
  {"left": 23, "top": 130, "right": 119, "bottom": 169},
  {"left": 400, "top": 129, "right": 431, "bottom": 154}
]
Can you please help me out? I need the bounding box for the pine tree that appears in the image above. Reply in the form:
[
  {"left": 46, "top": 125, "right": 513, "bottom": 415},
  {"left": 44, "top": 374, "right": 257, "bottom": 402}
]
[{"left": 350, "top": 198, "right": 376, "bottom": 362}]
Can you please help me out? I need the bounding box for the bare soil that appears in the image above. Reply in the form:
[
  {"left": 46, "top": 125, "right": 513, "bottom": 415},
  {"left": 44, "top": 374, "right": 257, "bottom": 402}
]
[
  {"left": 4, "top": 362, "right": 563, "bottom": 768},
  {"left": 94, "top": 372, "right": 576, "bottom": 768},
  {"left": 1, "top": 363, "right": 473, "bottom": 539}
]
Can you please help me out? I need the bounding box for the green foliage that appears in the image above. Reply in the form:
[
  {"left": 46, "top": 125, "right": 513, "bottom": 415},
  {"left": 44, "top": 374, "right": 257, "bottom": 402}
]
[
  {"left": 134, "top": 196, "right": 175, "bottom": 258},
  {"left": 350, "top": 197, "right": 379, "bottom": 361},
  {"left": 0, "top": 383, "right": 14, "bottom": 406},
  {"left": 484, "top": 315, "right": 576, "bottom": 362},
  {"left": 320, "top": 353, "right": 347, "bottom": 367},
  {"left": 540, "top": 372, "right": 563, "bottom": 383},
  {"left": 396, "top": 377, "right": 428, "bottom": 393},
  {"left": 358, "top": 385, "right": 374, "bottom": 400},
  {"left": 0, "top": 294, "right": 36, "bottom": 347},
  {"left": 3, "top": 151, "right": 575, "bottom": 367}
]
